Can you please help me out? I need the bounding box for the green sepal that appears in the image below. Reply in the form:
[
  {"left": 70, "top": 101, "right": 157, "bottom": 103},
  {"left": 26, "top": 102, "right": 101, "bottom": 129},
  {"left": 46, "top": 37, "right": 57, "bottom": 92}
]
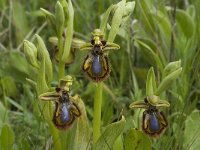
[
  {"left": 35, "top": 34, "right": 53, "bottom": 84},
  {"left": 146, "top": 67, "right": 157, "bottom": 96}
]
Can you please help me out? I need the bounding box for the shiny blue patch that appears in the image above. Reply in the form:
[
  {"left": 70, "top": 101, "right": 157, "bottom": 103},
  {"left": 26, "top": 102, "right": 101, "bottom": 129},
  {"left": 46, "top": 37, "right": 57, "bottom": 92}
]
[
  {"left": 92, "top": 56, "right": 102, "bottom": 75},
  {"left": 60, "top": 104, "right": 70, "bottom": 123},
  {"left": 149, "top": 113, "right": 160, "bottom": 132}
]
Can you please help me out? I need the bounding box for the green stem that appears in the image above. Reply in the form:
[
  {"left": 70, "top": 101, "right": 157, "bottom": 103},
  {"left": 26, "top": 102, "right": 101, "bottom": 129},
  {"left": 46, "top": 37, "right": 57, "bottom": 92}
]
[
  {"left": 58, "top": 35, "right": 65, "bottom": 79},
  {"left": 93, "top": 82, "right": 103, "bottom": 145},
  {"left": 59, "top": 61, "right": 65, "bottom": 79}
]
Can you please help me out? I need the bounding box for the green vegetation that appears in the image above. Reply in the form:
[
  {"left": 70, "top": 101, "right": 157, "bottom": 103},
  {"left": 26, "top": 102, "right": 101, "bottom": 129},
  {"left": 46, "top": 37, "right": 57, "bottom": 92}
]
[{"left": 0, "top": 0, "right": 200, "bottom": 149}]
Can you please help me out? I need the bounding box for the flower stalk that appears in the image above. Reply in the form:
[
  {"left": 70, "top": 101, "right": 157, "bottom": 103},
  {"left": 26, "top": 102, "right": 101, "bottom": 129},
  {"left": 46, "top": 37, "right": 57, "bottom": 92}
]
[
  {"left": 93, "top": 82, "right": 103, "bottom": 144},
  {"left": 58, "top": 36, "right": 65, "bottom": 79}
]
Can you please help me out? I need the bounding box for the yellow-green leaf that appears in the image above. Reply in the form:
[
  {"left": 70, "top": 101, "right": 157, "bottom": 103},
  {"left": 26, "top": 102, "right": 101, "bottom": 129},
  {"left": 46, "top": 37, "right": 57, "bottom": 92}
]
[
  {"left": 94, "top": 116, "right": 126, "bottom": 150},
  {"left": 125, "top": 128, "right": 151, "bottom": 150},
  {"left": 0, "top": 124, "right": 15, "bottom": 150}
]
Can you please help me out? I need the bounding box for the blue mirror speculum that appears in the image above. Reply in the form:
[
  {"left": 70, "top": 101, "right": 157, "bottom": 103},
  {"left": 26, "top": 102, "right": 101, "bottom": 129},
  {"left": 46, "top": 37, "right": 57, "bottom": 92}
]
[
  {"left": 39, "top": 76, "right": 81, "bottom": 129},
  {"left": 80, "top": 29, "right": 120, "bottom": 82},
  {"left": 130, "top": 96, "right": 170, "bottom": 137}
]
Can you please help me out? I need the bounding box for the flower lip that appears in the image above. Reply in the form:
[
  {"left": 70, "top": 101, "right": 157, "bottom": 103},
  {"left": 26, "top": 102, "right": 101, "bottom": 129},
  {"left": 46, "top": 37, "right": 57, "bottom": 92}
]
[
  {"left": 142, "top": 109, "right": 168, "bottom": 137},
  {"left": 130, "top": 96, "right": 169, "bottom": 137},
  {"left": 39, "top": 76, "right": 81, "bottom": 130}
]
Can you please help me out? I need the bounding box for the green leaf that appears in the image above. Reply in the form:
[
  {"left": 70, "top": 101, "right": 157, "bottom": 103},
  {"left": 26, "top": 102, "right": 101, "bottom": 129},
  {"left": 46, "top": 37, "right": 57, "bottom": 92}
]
[
  {"left": 187, "top": 5, "right": 196, "bottom": 19},
  {"left": 6, "top": 97, "right": 23, "bottom": 111},
  {"left": 94, "top": 116, "right": 126, "bottom": 150},
  {"left": 121, "top": 2, "right": 135, "bottom": 24},
  {"left": 136, "top": 0, "right": 156, "bottom": 35},
  {"left": 40, "top": 8, "right": 56, "bottom": 31},
  {"left": 152, "top": 11, "right": 171, "bottom": 39},
  {"left": 0, "top": 124, "right": 15, "bottom": 150},
  {"left": 18, "top": 138, "right": 30, "bottom": 150},
  {"left": 152, "top": 11, "right": 171, "bottom": 53},
  {"left": 163, "top": 60, "right": 181, "bottom": 78},
  {"left": 184, "top": 110, "right": 200, "bottom": 150},
  {"left": 36, "top": 58, "right": 48, "bottom": 94},
  {"left": 0, "top": 0, "right": 5, "bottom": 9},
  {"left": 0, "top": 51, "right": 33, "bottom": 83},
  {"left": 0, "top": 102, "right": 8, "bottom": 125},
  {"left": 48, "top": 123, "right": 62, "bottom": 150},
  {"left": 146, "top": 67, "right": 156, "bottom": 96},
  {"left": 176, "top": 9, "right": 195, "bottom": 38},
  {"left": 25, "top": 78, "right": 37, "bottom": 87},
  {"left": 108, "top": 0, "right": 126, "bottom": 42},
  {"left": 12, "top": 1, "right": 29, "bottom": 44},
  {"left": 155, "top": 68, "right": 182, "bottom": 95},
  {"left": 113, "top": 136, "right": 123, "bottom": 150},
  {"left": 62, "top": 0, "right": 74, "bottom": 63},
  {"left": 72, "top": 95, "right": 90, "bottom": 150},
  {"left": 124, "top": 128, "right": 151, "bottom": 150},
  {"left": 136, "top": 40, "right": 164, "bottom": 71},
  {"left": 106, "top": 0, "right": 135, "bottom": 42},
  {"left": 1, "top": 76, "right": 19, "bottom": 98},
  {"left": 100, "top": 4, "right": 115, "bottom": 34}
]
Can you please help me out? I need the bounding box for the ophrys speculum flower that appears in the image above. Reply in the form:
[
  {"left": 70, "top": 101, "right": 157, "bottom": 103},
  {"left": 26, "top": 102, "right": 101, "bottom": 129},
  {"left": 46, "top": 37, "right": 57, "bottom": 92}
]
[
  {"left": 39, "top": 76, "right": 81, "bottom": 129},
  {"left": 80, "top": 29, "right": 120, "bottom": 82},
  {"left": 130, "top": 95, "right": 170, "bottom": 137}
]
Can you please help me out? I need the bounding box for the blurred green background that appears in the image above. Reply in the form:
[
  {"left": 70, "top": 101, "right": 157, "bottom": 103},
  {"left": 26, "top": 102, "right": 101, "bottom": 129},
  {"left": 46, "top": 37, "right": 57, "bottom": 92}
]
[{"left": 0, "top": 0, "right": 200, "bottom": 149}]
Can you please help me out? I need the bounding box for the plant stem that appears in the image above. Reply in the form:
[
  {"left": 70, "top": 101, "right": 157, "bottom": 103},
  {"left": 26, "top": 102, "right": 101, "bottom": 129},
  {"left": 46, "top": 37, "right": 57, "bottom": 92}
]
[
  {"left": 58, "top": 36, "right": 65, "bottom": 79},
  {"left": 59, "top": 61, "right": 65, "bottom": 79},
  {"left": 93, "top": 82, "right": 103, "bottom": 145}
]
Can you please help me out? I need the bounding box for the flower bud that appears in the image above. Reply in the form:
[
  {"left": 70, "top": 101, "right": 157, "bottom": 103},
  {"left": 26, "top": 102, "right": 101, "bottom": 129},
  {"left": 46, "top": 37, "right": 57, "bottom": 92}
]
[
  {"left": 55, "top": 1, "right": 65, "bottom": 37},
  {"left": 48, "top": 36, "right": 58, "bottom": 46},
  {"left": 61, "top": 0, "right": 74, "bottom": 63},
  {"left": 23, "top": 40, "right": 39, "bottom": 68}
]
